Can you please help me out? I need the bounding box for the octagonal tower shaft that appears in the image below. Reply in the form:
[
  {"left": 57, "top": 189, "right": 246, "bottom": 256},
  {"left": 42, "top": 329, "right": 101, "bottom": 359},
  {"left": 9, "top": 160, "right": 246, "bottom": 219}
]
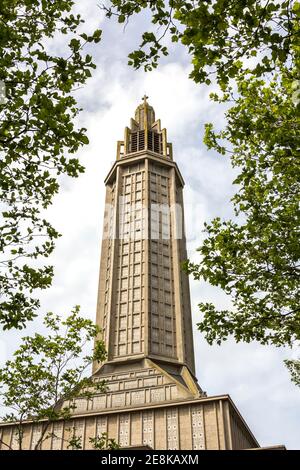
[{"left": 94, "top": 99, "right": 196, "bottom": 375}]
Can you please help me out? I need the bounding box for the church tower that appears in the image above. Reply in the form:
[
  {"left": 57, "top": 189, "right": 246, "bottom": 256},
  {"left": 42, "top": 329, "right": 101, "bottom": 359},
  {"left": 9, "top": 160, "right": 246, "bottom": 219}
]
[
  {"left": 88, "top": 98, "right": 259, "bottom": 449},
  {"left": 0, "top": 99, "right": 264, "bottom": 450},
  {"left": 94, "top": 96, "right": 198, "bottom": 389}
]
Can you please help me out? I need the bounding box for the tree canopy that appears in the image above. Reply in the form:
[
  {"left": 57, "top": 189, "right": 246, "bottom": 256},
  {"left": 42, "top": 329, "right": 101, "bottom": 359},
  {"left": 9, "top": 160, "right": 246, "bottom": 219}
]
[
  {"left": 0, "top": 306, "right": 118, "bottom": 450},
  {"left": 185, "top": 69, "right": 300, "bottom": 347},
  {"left": 0, "top": 0, "right": 101, "bottom": 329},
  {"left": 285, "top": 358, "right": 300, "bottom": 388},
  {"left": 104, "top": 0, "right": 297, "bottom": 84}
]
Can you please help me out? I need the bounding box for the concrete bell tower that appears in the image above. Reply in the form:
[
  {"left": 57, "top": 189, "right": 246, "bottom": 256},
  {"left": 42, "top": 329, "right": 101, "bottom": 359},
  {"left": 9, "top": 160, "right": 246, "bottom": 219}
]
[
  {"left": 87, "top": 98, "right": 259, "bottom": 450},
  {"left": 0, "top": 100, "right": 282, "bottom": 451},
  {"left": 94, "top": 96, "right": 198, "bottom": 387}
]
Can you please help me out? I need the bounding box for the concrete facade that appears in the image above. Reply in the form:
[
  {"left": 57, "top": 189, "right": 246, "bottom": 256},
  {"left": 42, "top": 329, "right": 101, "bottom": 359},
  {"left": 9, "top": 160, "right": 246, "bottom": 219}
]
[
  {"left": 87, "top": 98, "right": 259, "bottom": 449},
  {"left": 0, "top": 393, "right": 258, "bottom": 450},
  {"left": 0, "top": 98, "right": 263, "bottom": 450}
]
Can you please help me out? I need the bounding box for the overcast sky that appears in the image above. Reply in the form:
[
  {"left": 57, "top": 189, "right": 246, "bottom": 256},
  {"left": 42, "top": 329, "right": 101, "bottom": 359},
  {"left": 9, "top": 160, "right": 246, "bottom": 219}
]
[{"left": 1, "top": 0, "right": 299, "bottom": 449}]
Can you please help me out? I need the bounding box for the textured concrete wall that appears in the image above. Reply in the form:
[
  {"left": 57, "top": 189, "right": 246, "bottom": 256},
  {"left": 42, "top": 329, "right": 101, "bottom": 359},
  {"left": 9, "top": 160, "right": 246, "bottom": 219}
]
[{"left": 0, "top": 398, "right": 258, "bottom": 450}]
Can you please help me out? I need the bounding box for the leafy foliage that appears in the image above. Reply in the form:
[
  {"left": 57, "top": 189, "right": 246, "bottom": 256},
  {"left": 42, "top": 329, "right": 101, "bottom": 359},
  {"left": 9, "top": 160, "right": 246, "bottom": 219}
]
[
  {"left": 185, "top": 69, "right": 300, "bottom": 346},
  {"left": 284, "top": 358, "right": 300, "bottom": 387},
  {"left": 65, "top": 432, "right": 119, "bottom": 450},
  {"left": 0, "top": 0, "right": 102, "bottom": 329},
  {"left": 104, "top": 0, "right": 297, "bottom": 84},
  {"left": 0, "top": 306, "right": 107, "bottom": 450},
  {"left": 89, "top": 433, "right": 119, "bottom": 450}
]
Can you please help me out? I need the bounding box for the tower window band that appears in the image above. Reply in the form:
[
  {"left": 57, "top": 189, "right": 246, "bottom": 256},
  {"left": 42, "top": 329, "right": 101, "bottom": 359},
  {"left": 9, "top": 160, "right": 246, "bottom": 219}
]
[{"left": 129, "top": 130, "right": 162, "bottom": 154}]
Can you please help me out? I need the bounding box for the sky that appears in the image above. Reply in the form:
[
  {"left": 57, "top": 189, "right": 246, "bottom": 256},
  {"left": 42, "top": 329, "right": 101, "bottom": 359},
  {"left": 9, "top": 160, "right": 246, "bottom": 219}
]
[{"left": 1, "top": 0, "right": 299, "bottom": 450}]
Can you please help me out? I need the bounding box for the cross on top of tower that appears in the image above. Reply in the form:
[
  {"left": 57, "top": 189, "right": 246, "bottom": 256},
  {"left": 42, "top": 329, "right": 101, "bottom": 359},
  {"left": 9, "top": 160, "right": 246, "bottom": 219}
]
[{"left": 142, "top": 94, "right": 149, "bottom": 105}]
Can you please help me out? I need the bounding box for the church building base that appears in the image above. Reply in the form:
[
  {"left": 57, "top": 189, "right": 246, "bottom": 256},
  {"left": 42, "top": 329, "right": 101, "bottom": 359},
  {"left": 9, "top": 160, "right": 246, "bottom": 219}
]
[
  {"left": 74, "top": 394, "right": 259, "bottom": 450},
  {"left": 0, "top": 358, "right": 259, "bottom": 450},
  {"left": 0, "top": 395, "right": 259, "bottom": 450}
]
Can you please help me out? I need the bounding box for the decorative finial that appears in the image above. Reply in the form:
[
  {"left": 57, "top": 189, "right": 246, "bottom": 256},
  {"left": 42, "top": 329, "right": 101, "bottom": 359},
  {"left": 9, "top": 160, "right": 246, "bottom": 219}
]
[{"left": 142, "top": 94, "right": 149, "bottom": 105}]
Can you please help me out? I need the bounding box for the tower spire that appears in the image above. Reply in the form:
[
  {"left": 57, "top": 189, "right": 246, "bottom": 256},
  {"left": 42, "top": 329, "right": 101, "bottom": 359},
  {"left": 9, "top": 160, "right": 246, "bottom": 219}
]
[{"left": 117, "top": 98, "right": 172, "bottom": 159}]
